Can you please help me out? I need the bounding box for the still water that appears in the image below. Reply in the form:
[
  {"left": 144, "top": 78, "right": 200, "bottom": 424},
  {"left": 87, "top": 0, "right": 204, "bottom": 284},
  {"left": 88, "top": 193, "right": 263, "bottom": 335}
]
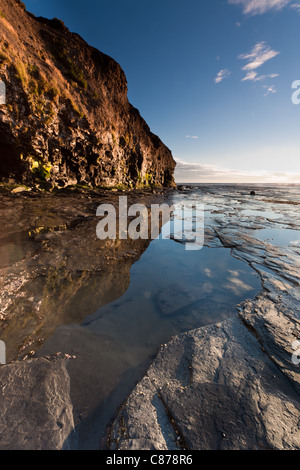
[
  {"left": 253, "top": 228, "right": 300, "bottom": 247},
  {"left": 3, "top": 183, "right": 300, "bottom": 448},
  {"left": 38, "top": 224, "right": 260, "bottom": 449}
]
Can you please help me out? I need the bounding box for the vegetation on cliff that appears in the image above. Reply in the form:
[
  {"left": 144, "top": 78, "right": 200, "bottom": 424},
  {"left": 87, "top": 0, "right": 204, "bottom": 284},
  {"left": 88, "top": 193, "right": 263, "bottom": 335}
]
[{"left": 0, "top": 0, "right": 176, "bottom": 189}]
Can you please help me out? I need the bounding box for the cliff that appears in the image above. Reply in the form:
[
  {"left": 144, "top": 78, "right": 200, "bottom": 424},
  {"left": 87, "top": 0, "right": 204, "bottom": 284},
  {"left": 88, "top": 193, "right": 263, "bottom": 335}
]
[{"left": 0, "top": 0, "right": 176, "bottom": 189}]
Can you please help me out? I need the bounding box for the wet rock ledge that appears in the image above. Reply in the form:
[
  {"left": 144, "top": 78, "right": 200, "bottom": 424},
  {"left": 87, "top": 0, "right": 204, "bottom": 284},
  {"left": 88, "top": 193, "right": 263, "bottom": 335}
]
[
  {"left": 0, "top": 186, "right": 172, "bottom": 450},
  {"left": 108, "top": 187, "right": 300, "bottom": 451},
  {"left": 0, "top": 358, "right": 74, "bottom": 450},
  {"left": 109, "top": 313, "right": 300, "bottom": 450},
  {"left": 1, "top": 183, "right": 300, "bottom": 449}
]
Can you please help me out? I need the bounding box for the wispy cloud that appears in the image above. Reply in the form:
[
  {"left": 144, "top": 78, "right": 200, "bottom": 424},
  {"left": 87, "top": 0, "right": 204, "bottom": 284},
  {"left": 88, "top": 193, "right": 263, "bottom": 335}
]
[
  {"left": 263, "top": 84, "right": 277, "bottom": 95},
  {"left": 242, "top": 71, "right": 279, "bottom": 81},
  {"left": 215, "top": 69, "right": 231, "bottom": 84},
  {"left": 175, "top": 159, "right": 264, "bottom": 182},
  {"left": 175, "top": 159, "right": 300, "bottom": 183},
  {"left": 290, "top": 2, "right": 300, "bottom": 11},
  {"left": 239, "top": 42, "right": 279, "bottom": 71},
  {"left": 224, "top": 276, "right": 253, "bottom": 295},
  {"left": 185, "top": 135, "right": 199, "bottom": 139},
  {"left": 238, "top": 42, "right": 279, "bottom": 92},
  {"left": 228, "top": 0, "right": 291, "bottom": 15}
]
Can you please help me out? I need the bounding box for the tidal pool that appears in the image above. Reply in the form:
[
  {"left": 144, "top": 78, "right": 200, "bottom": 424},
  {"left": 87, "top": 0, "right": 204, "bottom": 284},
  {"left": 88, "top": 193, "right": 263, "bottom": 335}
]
[
  {"left": 253, "top": 228, "right": 300, "bottom": 247},
  {"left": 38, "top": 233, "right": 260, "bottom": 449},
  {"left": 0, "top": 231, "right": 36, "bottom": 269},
  {"left": 2, "top": 184, "right": 300, "bottom": 449},
  {"left": 240, "top": 209, "right": 282, "bottom": 220}
]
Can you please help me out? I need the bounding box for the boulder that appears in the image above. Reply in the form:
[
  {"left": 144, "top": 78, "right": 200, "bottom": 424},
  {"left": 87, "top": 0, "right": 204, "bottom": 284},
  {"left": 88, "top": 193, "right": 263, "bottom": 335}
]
[
  {"left": 0, "top": 358, "right": 74, "bottom": 450},
  {"left": 109, "top": 317, "right": 300, "bottom": 450}
]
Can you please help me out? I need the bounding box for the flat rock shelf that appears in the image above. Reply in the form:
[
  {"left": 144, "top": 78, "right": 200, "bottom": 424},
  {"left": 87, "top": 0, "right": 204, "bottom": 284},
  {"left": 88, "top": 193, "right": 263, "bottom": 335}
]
[
  {"left": 109, "top": 184, "right": 300, "bottom": 451},
  {"left": 0, "top": 184, "right": 300, "bottom": 450}
]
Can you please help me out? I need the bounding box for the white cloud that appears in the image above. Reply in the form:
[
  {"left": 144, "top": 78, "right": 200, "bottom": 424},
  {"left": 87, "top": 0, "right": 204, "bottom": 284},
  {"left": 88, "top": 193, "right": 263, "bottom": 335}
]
[
  {"left": 215, "top": 69, "right": 231, "bottom": 84},
  {"left": 186, "top": 135, "right": 199, "bottom": 139},
  {"left": 242, "top": 71, "right": 279, "bottom": 81},
  {"left": 228, "top": 0, "right": 291, "bottom": 15},
  {"left": 205, "top": 268, "right": 214, "bottom": 278},
  {"left": 228, "top": 270, "right": 240, "bottom": 277},
  {"left": 290, "top": 2, "right": 300, "bottom": 11},
  {"left": 242, "top": 71, "right": 259, "bottom": 81},
  {"left": 263, "top": 84, "right": 277, "bottom": 95},
  {"left": 224, "top": 277, "right": 253, "bottom": 295},
  {"left": 174, "top": 159, "right": 300, "bottom": 183},
  {"left": 239, "top": 42, "right": 279, "bottom": 71},
  {"left": 238, "top": 42, "right": 279, "bottom": 91}
]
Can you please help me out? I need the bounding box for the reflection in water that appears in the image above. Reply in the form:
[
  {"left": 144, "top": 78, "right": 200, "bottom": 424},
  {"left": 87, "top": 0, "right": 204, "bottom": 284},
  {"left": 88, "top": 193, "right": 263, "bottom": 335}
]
[
  {"left": 0, "top": 231, "right": 37, "bottom": 268},
  {"left": 240, "top": 209, "right": 282, "bottom": 220},
  {"left": 38, "top": 234, "right": 260, "bottom": 449},
  {"left": 0, "top": 194, "right": 159, "bottom": 363},
  {"left": 3, "top": 184, "right": 300, "bottom": 449},
  {"left": 254, "top": 228, "right": 300, "bottom": 247}
]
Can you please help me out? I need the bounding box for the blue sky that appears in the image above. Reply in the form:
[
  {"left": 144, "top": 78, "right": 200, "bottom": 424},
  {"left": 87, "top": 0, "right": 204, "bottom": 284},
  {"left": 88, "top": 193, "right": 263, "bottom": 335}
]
[{"left": 23, "top": 0, "right": 300, "bottom": 183}]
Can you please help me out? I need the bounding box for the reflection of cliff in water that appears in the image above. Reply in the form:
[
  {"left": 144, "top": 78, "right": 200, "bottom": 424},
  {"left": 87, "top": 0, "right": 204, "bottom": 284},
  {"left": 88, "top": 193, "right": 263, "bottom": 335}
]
[
  {"left": 36, "top": 202, "right": 260, "bottom": 449},
  {"left": 0, "top": 190, "right": 168, "bottom": 363}
]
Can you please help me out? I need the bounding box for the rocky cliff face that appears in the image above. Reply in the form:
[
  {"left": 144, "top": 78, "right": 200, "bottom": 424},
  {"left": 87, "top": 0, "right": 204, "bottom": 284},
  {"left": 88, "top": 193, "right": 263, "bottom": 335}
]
[{"left": 0, "top": 0, "right": 176, "bottom": 189}]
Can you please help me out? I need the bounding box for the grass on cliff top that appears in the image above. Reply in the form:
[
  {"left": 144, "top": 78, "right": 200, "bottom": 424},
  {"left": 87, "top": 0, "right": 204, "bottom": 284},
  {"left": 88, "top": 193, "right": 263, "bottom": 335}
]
[
  {"left": 12, "top": 59, "right": 86, "bottom": 121},
  {"left": 0, "top": 51, "right": 9, "bottom": 64},
  {"left": 57, "top": 48, "right": 88, "bottom": 90},
  {"left": 14, "top": 56, "right": 85, "bottom": 120}
]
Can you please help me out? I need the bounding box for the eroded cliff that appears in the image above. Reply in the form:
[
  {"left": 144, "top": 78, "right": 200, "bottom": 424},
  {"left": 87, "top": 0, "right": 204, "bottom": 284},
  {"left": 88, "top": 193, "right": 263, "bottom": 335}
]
[{"left": 0, "top": 0, "right": 176, "bottom": 189}]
